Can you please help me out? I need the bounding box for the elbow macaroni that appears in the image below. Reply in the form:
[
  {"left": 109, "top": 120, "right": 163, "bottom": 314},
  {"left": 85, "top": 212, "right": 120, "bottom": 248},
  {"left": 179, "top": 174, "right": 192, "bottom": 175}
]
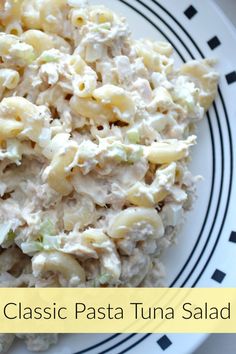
[
  {"left": 70, "top": 8, "right": 89, "bottom": 27},
  {"left": 43, "top": 142, "right": 78, "bottom": 196},
  {"left": 0, "top": 69, "right": 20, "bottom": 90},
  {"left": 127, "top": 163, "right": 176, "bottom": 207},
  {"left": 135, "top": 41, "right": 161, "bottom": 72},
  {"left": 69, "top": 55, "right": 98, "bottom": 97},
  {"left": 0, "top": 97, "right": 50, "bottom": 144},
  {"left": 180, "top": 59, "right": 219, "bottom": 110},
  {"left": 32, "top": 251, "right": 85, "bottom": 286},
  {"left": 89, "top": 7, "right": 114, "bottom": 24},
  {"left": 0, "top": 33, "right": 35, "bottom": 66},
  {"left": 70, "top": 95, "right": 114, "bottom": 121},
  {"left": 145, "top": 136, "right": 196, "bottom": 164},
  {"left": 5, "top": 21, "right": 23, "bottom": 36},
  {"left": 0, "top": 118, "right": 23, "bottom": 139},
  {"left": 21, "top": 30, "right": 54, "bottom": 56},
  {"left": 108, "top": 207, "right": 164, "bottom": 239},
  {"left": 93, "top": 84, "right": 136, "bottom": 123},
  {"left": 21, "top": 0, "right": 42, "bottom": 30}
]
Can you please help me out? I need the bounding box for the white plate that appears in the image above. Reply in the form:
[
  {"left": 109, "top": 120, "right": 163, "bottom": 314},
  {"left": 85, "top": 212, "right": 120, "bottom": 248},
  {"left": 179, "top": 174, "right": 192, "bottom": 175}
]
[{"left": 11, "top": 0, "right": 236, "bottom": 353}]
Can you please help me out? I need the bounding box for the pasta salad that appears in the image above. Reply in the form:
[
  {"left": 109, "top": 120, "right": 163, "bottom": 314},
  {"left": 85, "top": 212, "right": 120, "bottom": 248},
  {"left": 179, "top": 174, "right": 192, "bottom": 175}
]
[{"left": 0, "top": 0, "right": 219, "bottom": 352}]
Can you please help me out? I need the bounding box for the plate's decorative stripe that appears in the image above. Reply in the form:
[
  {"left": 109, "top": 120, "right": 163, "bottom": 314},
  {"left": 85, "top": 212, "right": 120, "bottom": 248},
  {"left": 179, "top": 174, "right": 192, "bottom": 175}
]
[
  {"left": 207, "top": 36, "right": 221, "bottom": 50},
  {"left": 184, "top": 5, "right": 198, "bottom": 20},
  {"left": 117, "top": 334, "right": 151, "bottom": 354},
  {"left": 211, "top": 269, "right": 226, "bottom": 283},
  {"left": 74, "top": 334, "right": 121, "bottom": 354},
  {"left": 95, "top": 335, "right": 137, "bottom": 354}
]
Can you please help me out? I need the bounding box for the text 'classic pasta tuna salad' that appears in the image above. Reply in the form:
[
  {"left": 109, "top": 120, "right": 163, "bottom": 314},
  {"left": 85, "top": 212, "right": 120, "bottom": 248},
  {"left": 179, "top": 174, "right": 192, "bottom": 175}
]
[{"left": 0, "top": 0, "right": 219, "bottom": 352}]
